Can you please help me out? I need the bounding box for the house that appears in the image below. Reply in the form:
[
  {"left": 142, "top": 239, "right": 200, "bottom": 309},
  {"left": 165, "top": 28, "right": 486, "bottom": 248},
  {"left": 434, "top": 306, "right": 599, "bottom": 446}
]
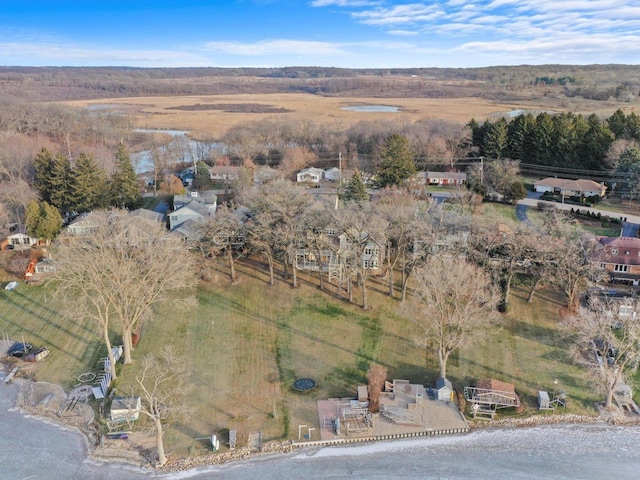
[
  {"left": 169, "top": 201, "right": 212, "bottom": 231},
  {"left": 65, "top": 212, "right": 101, "bottom": 236},
  {"left": 171, "top": 218, "right": 204, "bottom": 244},
  {"left": 253, "top": 166, "right": 280, "bottom": 184},
  {"left": 0, "top": 226, "right": 38, "bottom": 250},
  {"left": 174, "top": 191, "right": 217, "bottom": 215},
  {"left": 534, "top": 177, "right": 607, "bottom": 198},
  {"left": 209, "top": 165, "right": 241, "bottom": 183},
  {"left": 129, "top": 208, "right": 165, "bottom": 225},
  {"left": 324, "top": 167, "right": 341, "bottom": 182},
  {"left": 417, "top": 171, "right": 467, "bottom": 185},
  {"left": 296, "top": 167, "right": 323, "bottom": 184},
  {"left": 178, "top": 166, "right": 195, "bottom": 186},
  {"left": 596, "top": 236, "right": 640, "bottom": 285}
]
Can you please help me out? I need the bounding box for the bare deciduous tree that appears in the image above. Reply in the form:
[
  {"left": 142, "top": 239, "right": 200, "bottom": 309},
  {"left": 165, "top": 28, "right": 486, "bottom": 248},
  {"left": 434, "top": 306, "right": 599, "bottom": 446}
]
[
  {"left": 402, "top": 255, "right": 499, "bottom": 379},
  {"left": 565, "top": 298, "right": 640, "bottom": 409},
  {"left": 334, "top": 201, "right": 388, "bottom": 309},
  {"left": 51, "top": 210, "right": 197, "bottom": 370},
  {"left": 134, "top": 346, "right": 192, "bottom": 466},
  {"left": 198, "top": 203, "right": 247, "bottom": 283}
]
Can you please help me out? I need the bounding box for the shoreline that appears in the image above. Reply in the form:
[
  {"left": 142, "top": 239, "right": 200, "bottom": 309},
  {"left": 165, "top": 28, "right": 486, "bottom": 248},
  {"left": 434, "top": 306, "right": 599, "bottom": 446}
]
[{"left": 5, "top": 375, "right": 640, "bottom": 477}]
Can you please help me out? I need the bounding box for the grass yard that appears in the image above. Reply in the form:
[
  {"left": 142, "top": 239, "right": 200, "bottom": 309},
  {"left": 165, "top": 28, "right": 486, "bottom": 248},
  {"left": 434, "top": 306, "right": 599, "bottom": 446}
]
[{"left": 0, "top": 251, "right": 599, "bottom": 459}]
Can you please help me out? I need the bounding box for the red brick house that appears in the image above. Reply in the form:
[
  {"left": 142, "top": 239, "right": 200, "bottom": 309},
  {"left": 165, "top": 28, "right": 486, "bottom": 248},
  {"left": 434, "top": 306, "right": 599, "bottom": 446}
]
[{"left": 597, "top": 236, "right": 640, "bottom": 285}]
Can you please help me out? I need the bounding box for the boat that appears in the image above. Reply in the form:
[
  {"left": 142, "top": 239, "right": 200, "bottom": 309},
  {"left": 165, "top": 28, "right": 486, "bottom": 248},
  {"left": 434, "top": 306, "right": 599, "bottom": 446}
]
[{"left": 4, "top": 281, "right": 18, "bottom": 291}]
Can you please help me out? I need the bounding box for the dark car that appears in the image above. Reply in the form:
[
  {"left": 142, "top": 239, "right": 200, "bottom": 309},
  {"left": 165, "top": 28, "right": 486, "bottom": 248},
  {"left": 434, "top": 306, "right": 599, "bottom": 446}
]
[{"left": 7, "top": 342, "right": 32, "bottom": 358}]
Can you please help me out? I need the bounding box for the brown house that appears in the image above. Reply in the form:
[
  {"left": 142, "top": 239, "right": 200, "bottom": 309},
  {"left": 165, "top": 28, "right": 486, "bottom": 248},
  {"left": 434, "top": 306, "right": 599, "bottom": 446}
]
[{"left": 597, "top": 236, "right": 640, "bottom": 285}]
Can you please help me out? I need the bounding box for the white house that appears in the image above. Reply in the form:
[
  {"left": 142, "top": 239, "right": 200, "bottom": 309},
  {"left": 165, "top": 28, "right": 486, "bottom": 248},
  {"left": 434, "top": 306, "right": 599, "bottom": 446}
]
[
  {"left": 65, "top": 212, "right": 100, "bottom": 236},
  {"left": 416, "top": 171, "right": 467, "bottom": 185},
  {"left": 534, "top": 177, "right": 607, "bottom": 197},
  {"left": 296, "top": 167, "right": 324, "bottom": 184},
  {"left": 1, "top": 228, "right": 38, "bottom": 250},
  {"left": 324, "top": 167, "right": 341, "bottom": 182}
]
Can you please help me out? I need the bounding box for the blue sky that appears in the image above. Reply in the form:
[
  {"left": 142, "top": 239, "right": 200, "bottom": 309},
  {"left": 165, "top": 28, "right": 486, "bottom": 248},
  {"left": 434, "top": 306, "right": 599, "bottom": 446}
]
[{"left": 1, "top": 0, "right": 639, "bottom": 68}]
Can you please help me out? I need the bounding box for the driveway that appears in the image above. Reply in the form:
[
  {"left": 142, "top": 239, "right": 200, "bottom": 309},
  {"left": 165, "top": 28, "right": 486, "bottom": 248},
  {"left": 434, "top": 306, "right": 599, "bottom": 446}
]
[{"left": 517, "top": 197, "right": 640, "bottom": 234}]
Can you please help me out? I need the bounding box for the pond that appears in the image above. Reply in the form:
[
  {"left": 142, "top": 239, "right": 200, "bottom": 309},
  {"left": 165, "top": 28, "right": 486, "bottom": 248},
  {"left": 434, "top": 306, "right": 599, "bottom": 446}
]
[{"left": 340, "top": 105, "right": 400, "bottom": 112}]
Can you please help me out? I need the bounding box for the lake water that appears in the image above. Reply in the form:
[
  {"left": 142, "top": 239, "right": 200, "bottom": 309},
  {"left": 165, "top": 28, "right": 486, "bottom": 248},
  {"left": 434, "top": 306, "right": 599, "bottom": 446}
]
[
  {"left": 2, "top": 377, "right": 639, "bottom": 480},
  {"left": 340, "top": 105, "right": 400, "bottom": 112}
]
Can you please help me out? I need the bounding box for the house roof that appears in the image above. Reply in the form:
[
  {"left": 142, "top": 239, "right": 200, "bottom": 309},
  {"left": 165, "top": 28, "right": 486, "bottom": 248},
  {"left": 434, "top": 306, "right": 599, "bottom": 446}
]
[
  {"left": 173, "top": 218, "right": 203, "bottom": 239},
  {"left": 174, "top": 201, "right": 211, "bottom": 218},
  {"left": 534, "top": 177, "right": 605, "bottom": 192},
  {"left": 129, "top": 208, "right": 164, "bottom": 223},
  {"left": 599, "top": 236, "right": 640, "bottom": 249},
  {"left": 209, "top": 165, "right": 241, "bottom": 175},
  {"left": 424, "top": 171, "right": 467, "bottom": 180},
  {"left": 298, "top": 167, "right": 323, "bottom": 176},
  {"left": 598, "top": 236, "right": 640, "bottom": 266},
  {"left": 174, "top": 192, "right": 217, "bottom": 208}
]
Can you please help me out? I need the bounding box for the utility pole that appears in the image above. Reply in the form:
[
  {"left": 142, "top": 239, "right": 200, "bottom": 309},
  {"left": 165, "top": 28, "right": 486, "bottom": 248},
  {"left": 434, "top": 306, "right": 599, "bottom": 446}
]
[{"left": 480, "top": 156, "right": 484, "bottom": 186}]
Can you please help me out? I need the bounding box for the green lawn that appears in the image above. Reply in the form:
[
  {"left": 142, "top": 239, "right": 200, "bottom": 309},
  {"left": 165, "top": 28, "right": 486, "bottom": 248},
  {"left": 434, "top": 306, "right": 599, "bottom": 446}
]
[{"left": 0, "top": 252, "right": 599, "bottom": 458}]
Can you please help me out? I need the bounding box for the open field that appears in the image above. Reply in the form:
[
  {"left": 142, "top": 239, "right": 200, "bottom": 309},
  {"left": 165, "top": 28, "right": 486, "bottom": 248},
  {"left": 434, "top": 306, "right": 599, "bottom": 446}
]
[
  {"left": 67, "top": 93, "right": 551, "bottom": 140},
  {"left": 1, "top": 244, "right": 601, "bottom": 458}
]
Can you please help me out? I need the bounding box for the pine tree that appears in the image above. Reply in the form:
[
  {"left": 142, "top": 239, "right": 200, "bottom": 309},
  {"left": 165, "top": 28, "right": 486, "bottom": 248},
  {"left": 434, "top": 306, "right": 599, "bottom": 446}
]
[
  {"left": 342, "top": 169, "right": 368, "bottom": 202},
  {"left": 69, "top": 153, "right": 107, "bottom": 213},
  {"left": 33, "top": 148, "right": 72, "bottom": 212},
  {"left": 192, "top": 161, "right": 211, "bottom": 190},
  {"left": 374, "top": 133, "right": 416, "bottom": 189},
  {"left": 109, "top": 144, "right": 141, "bottom": 210}
]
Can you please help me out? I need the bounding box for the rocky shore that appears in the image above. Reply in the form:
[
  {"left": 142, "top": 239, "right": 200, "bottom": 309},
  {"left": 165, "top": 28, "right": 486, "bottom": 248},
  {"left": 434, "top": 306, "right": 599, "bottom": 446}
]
[{"left": 7, "top": 374, "right": 640, "bottom": 476}]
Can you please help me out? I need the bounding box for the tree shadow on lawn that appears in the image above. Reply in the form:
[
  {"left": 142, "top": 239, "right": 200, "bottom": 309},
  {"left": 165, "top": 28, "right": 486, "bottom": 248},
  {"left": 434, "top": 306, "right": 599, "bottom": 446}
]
[{"left": 507, "top": 318, "right": 565, "bottom": 348}]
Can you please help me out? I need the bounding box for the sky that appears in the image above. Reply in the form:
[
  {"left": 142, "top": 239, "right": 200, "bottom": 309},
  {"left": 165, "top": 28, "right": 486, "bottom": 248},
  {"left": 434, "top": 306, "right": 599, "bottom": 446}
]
[{"left": 1, "top": 0, "right": 639, "bottom": 69}]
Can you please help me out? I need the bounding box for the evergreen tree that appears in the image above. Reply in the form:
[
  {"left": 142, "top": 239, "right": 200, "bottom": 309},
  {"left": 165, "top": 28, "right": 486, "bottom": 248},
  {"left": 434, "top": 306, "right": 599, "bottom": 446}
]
[
  {"left": 33, "top": 148, "right": 72, "bottom": 212},
  {"left": 25, "top": 200, "right": 63, "bottom": 240},
  {"left": 534, "top": 112, "right": 554, "bottom": 165},
  {"left": 483, "top": 117, "right": 508, "bottom": 160},
  {"left": 342, "top": 169, "right": 368, "bottom": 202},
  {"left": 607, "top": 109, "right": 627, "bottom": 139},
  {"left": 192, "top": 161, "right": 211, "bottom": 190},
  {"left": 69, "top": 153, "right": 107, "bottom": 213},
  {"left": 579, "top": 114, "right": 615, "bottom": 171},
  {"left": 374, "top": 133, "right": 416, "bottom": 189},
  {"left": 109, "top": 143, "right": 141, "bottom": 210}
]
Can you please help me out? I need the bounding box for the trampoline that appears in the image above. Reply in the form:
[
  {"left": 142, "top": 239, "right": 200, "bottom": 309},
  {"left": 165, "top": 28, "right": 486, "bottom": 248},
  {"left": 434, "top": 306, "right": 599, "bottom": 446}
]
[{"left": 292, "top": 378, "right": 316, "bottom": 392}]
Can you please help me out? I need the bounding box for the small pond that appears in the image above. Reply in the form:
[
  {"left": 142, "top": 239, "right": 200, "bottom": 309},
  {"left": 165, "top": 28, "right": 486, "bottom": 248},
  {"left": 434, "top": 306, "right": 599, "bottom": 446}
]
[{"left": 340, "top": 105, "right": 400, "bottom": 112}]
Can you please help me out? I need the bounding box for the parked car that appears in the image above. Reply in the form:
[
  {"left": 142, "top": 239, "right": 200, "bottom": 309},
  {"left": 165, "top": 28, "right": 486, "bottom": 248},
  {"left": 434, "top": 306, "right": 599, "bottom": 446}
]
[{"left": 7, "top": 342, "right": 32, "bottom": 358}]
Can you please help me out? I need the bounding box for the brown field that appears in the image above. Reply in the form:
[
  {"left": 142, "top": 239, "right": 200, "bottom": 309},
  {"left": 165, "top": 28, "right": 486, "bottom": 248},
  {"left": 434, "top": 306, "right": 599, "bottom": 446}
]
[{"left": 67, "top": 93, "right": 543, "bottom": 140}]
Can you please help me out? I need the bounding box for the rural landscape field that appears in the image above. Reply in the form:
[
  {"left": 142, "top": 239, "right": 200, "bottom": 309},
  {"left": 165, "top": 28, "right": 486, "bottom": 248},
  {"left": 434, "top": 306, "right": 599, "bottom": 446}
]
[{"left": 68, "top": 92, "right": 547, "bottom": 139}]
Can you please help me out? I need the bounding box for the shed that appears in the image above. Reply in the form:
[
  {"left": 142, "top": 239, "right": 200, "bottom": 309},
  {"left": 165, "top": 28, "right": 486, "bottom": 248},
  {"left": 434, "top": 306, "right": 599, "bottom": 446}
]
[
  {"left": 110, "top": 396, "right": 141, "bottom": 422},
  {"left": 538, "top": 391, "right": 551, "bottom": 410},
  {"left": 436, "top": 377, "right": 453, "bottom": 401},
  {"left": 357, "top": 385, "right": 368, "bottom": 403}
]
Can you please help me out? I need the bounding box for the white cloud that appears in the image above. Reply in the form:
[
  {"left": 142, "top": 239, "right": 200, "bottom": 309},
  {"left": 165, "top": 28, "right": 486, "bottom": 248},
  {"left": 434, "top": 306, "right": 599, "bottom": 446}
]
[
  {"left": 202, "top": 39, "right": 348, "bottom": 56},
  {"left": 310, "top": 0, "right": 382, "bottom": 6}
]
